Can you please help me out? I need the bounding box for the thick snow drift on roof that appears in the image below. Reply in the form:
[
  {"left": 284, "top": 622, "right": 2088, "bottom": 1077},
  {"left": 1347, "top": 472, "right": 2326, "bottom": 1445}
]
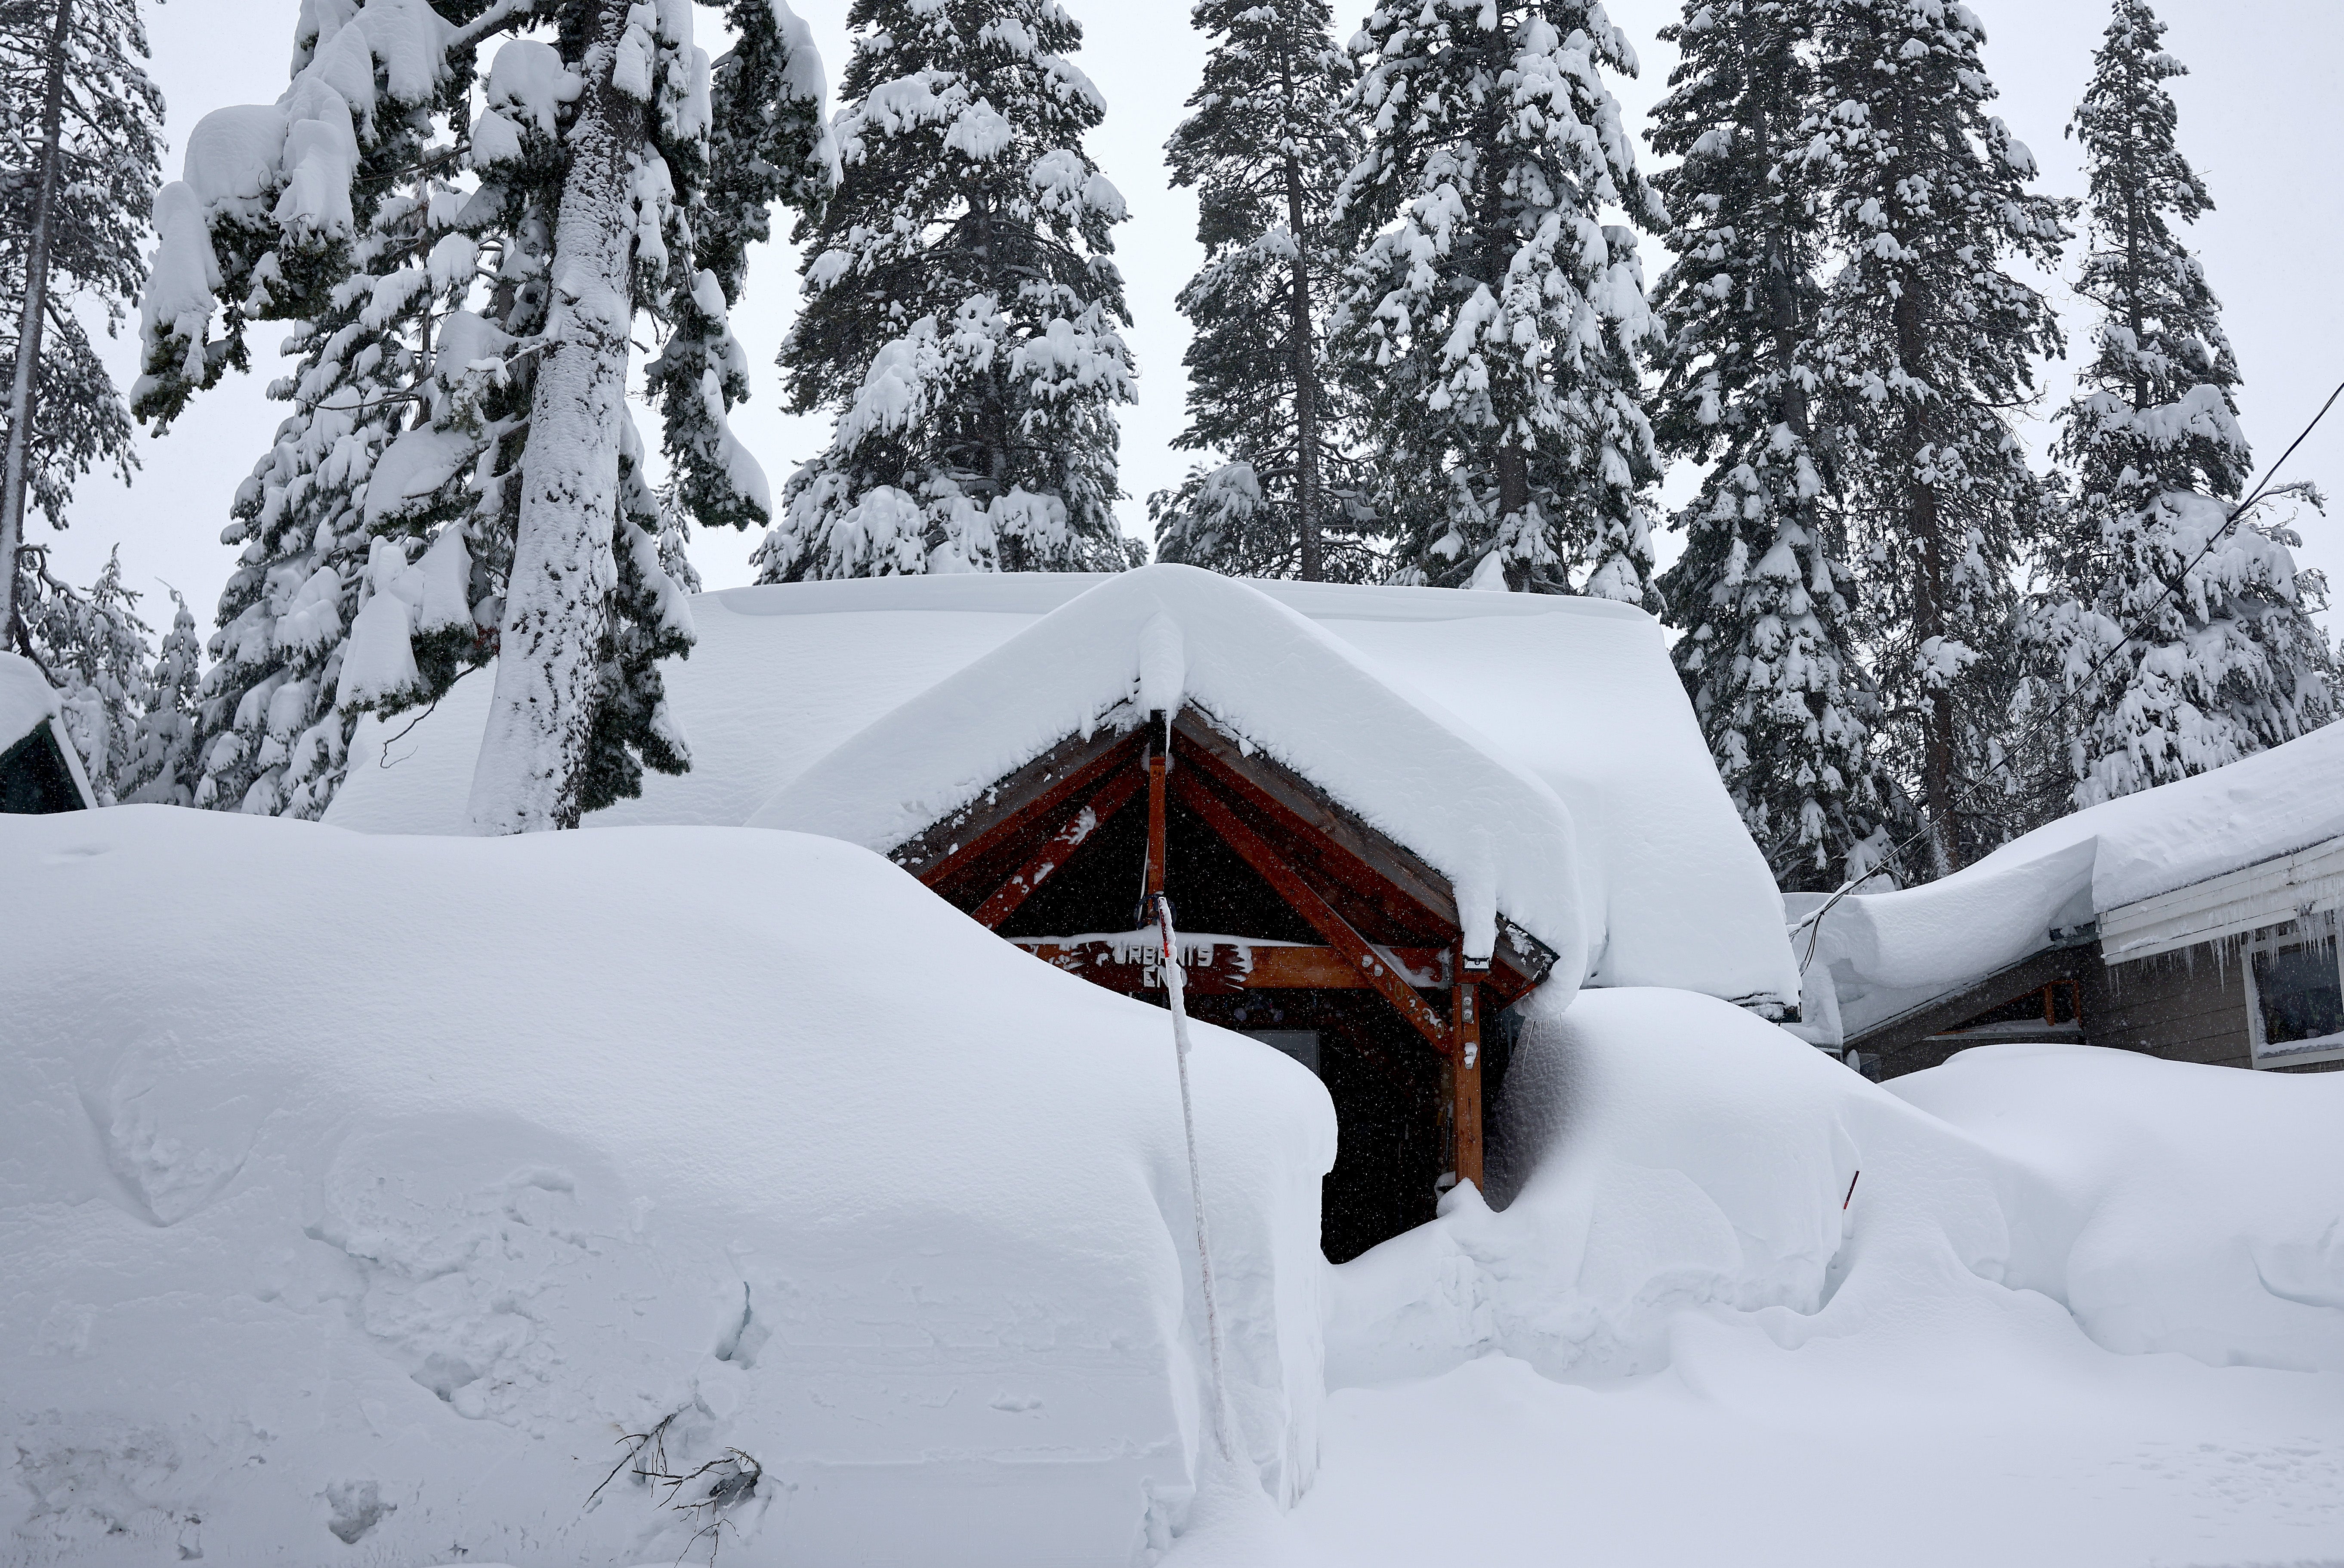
[
  {"left": 329, "top": 568, "right": 1797, "bottom": 1006},
  {"left": 1806, "top": 720, "right": 2344, "bottom": 1032},
  {"left": 0, "top": 650, "right": 63, "bottom": 751},
  {"left": 1283, "top": 993, "right": 2344, "bottom": 1568},
  {"left": 0, "top": 808, "right": 1332, "bottom": 1565},
  {"left": 755, "top": 565, "right": 1582, "bottom": 969}
]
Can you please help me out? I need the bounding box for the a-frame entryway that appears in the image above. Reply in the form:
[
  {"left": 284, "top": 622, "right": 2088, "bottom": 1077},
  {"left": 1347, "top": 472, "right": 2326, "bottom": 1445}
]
[{"left": 889, "top": 706, "right": 1556, "bottom": 1260}]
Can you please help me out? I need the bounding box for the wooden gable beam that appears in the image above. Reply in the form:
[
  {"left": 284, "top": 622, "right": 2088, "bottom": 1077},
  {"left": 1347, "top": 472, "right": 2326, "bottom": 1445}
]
[
  {"left": 1014, "top": 938, "right": 1448, "bottom": 994},
  {"left": 895, "top": 720, "right": 1143, "bottom": 895},
  {"left": 1170, "top": 710, "right": 1556, "bottom": 1003},
  {"left": 1171, "top": 765, "right": 1454, "bottom": 1054},
  {"left": 970, "top": 767, "right": 1145, "bottom": 929}
]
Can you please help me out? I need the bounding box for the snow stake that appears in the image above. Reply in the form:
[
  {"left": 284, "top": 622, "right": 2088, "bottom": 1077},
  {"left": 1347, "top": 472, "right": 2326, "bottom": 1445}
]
[
  {"left": 1843, "top": 1170, "right": 1861, "bottom": 1210},
  {"left": 1154, "top": 889, "right": 1235, "bottom": 1463}
]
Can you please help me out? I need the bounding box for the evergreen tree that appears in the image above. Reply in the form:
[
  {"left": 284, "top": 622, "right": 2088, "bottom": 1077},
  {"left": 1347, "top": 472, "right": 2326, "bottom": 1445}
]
[
  {"left": 0, "top": 0, "right": 166, "bottom": 649},
  {"left": 1804, "top": 0, "right": 2070, "bottom": 874},
  {"left": 122, "top": 586, "right": 203, "bottom": 805},
  {"left": 757, "top": 0, "right": 1138, "bottom": 582},
  {"left": 1649, "top": 0, "right": 1899, "bottom": 891},
  {"left": 2026, "top": 0, "right": 2334, "bottom": 809},
  {"left": 137, "top": 0, "right": 834, "bottom": 830},
  {"left": 1329, "top": 0, "right": 1668, "bottom": 602},
  {"left": 15, "top": 543, "right": 154, "bottom": 803},
  {"left": 1150, "top": 0, "right": 1379, "bottom": 583}
]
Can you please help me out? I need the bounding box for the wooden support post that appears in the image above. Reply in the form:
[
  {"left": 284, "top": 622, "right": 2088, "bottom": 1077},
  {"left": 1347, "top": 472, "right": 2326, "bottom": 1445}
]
[
  {"left": 970, "top": 768, "right": 1145, "bottom": 930},
  {"left": 1143, "top": 739, "right": 1169, "bottom": 900},
  {"left": 1452, "top": 963, "right": 1483, "bottom": 1191},
  {"left": 1172, "top": 765, "right": 1453, "bottom": 1052}
]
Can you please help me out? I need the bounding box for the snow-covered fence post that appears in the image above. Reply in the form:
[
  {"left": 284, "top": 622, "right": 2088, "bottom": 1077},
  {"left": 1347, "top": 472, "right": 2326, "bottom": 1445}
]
[{"left": 466, "top": 0, "right": 646, "bottom": 834}]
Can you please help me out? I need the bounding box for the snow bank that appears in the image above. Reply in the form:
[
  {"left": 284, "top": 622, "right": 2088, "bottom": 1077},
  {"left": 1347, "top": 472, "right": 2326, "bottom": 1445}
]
[
  {"left": 0, "top": 808, "right": 1333, "bottom": 1565},
  {"left": 330, "top": 570, "right": 1796, "bottom": 1009},
  {"left": 1305, "top": 1006, "right": 2344, "bottom": 1568},
  {"left": 1806, "top": 719, "right": 2344, "bottom": 1035},
  {"left": 1327, "top": 990, "right": 2344, "bottom": 1389},
  {"left": 1891, "top": 1043, "right": 2344, "bottom": 1372},
  {"left": 753, "top": 565, "right": 1584, "bottom": 970}
]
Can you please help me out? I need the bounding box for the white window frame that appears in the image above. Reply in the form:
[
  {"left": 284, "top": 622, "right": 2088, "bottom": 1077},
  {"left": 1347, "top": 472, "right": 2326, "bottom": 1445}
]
[{"left": 2243, "top": 909, "right": 2344, "bottom": 1070}]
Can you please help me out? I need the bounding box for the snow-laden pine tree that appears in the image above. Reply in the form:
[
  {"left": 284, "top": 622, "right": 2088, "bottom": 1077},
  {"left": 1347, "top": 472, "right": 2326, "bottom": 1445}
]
[
  {"left": 1329, "top": 1, "right": 1668, "bottom": 601},
  {"left": 0, "top": 0, "right": 165, "bottom": 649},
  {"left": 2026, "top": 0, "right": 2334, "bottom": 809},
  {"left": 758, "top": 0, "right": 1138, "bottom": 582},
  {"left": 1649, "top": 0, "right": 1899, "bottom": 891},
  {"left": 1149, "top": 0, "right": 1379, "bottom": 583},
  {"left": 138, "top": 0, "right": 834, "bottom": 830},
  {"left": 17, "top": 545, "right": 154, "bottom": 803},
  {"left": 120, "top": 585, "right": 203, "bottom": 805},
  {"left": 1804, "top": 0, "right": 2069, "bottom": 874}
]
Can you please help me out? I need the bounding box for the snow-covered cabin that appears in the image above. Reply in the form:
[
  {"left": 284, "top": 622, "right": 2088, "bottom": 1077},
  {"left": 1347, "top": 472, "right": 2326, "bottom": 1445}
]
[
  {"left": 1799, "top": 720, "right": 2344, "bottom": 1078},
  {"left": 0, "top": 653, "right": 94, "bottom": 815},
  {"left": 332, "top": 565, "right": 1798, "bottom": 1256}
]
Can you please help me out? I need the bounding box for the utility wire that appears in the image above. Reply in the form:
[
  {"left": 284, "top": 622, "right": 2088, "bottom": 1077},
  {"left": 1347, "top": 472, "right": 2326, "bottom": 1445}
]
[{"left": 1792, "top": 374, "right": 2344, "bottom": 972}]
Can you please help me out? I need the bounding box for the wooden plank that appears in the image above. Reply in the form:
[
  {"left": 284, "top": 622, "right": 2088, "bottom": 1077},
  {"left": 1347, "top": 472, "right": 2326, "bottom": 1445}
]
[
  {"left": 970, "top": 768, "right": 1145, "bottom": 929},
  {"left": 1014, "top": 938, "right": 1447, "bottom": 994},
  {"left": 1453, "top": 966, "right": 1484, "bottom": 1190},
  {"left": 1170, "top": 711, "right": 1557, "bottom": 1000},
  {"left": 1172, "top": 765, "right": 1455, "bottom": 1052},
  {"left": 1143, "top": 746, "right": 1168, "bottom": 899},
  {"left": 1845, "top": 944, "right": 2089, "bottom": 1068},
  {"left": 895, "top": 721, "right": 1142, "bottom": 892}
]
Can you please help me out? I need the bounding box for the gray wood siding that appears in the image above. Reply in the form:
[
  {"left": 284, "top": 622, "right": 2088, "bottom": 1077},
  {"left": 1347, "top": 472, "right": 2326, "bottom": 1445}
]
[{"left": 2086, "top": 942, "right": 2253, "bottom": 1069}]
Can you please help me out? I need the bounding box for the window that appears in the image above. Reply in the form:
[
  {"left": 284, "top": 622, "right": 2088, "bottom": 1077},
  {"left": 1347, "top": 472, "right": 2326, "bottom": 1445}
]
[{"left": 2245, "top": 913, "right": 2344, "bottom": 1068}]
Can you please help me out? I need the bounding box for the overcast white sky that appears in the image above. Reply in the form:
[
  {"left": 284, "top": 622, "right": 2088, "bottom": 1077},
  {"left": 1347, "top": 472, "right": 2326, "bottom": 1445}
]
[{"left": 47, "top": 0, "right": 2344, "bottom": 640}]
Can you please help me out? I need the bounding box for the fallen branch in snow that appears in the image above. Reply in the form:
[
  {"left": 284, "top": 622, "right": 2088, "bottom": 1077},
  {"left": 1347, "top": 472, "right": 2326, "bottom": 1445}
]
[{"left": 588, "top": 1409, "right": 765, "bottom": 1563}]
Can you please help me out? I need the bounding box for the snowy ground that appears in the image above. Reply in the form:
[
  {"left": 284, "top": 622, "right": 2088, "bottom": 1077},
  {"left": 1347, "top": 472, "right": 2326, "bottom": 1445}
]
[{"left": 5, "top": 812, "right": 2340, "bottom": 1566}]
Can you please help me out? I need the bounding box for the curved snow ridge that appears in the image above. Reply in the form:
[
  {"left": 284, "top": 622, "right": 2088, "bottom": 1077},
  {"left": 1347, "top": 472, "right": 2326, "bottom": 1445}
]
[
  {"left": 748, "top": 564, "right": 1588, "bottom": 974},
  {"left": 704, "top": 569, "right": 1661, "bottom": 625},
  {"left": 1810, "top": 718, "right": 2344, "bottom": 1013}
]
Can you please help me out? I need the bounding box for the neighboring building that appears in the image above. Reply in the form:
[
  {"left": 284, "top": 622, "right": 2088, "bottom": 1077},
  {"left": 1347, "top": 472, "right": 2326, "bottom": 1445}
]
[
  {"left": 1797, "top": 720, "right": 2344, "bottom": 1077},
  {"left": 0, "top": 653, "right": 95, "bottom": 815},
  {"left": 330, "top": 565, "right": 1800, "bottom": 1257}
]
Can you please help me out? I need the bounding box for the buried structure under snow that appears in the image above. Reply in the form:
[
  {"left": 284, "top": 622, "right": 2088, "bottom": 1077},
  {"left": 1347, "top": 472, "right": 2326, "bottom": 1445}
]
[
  {"left": 1795, "top": 717, "right": 2344, "bottom": 1078},
  {"left": 0, "top": 652, "right": 95, "bottom": 815},
  {"left": 332, "top": 565, "right": 1800, "bottom": 1258}
]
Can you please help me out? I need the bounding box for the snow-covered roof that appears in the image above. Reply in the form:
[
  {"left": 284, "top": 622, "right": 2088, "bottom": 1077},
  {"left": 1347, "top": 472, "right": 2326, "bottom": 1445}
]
[
  {"left": 1806, "top": 719, "right": 2344, "bottom": 1037},
  {"left": 329, "top": 566, "right": 1797, "bottom": 1005},
  {"left": 0, "top": 651, "right": 95, "bottom": 809},
  {"left": 0, "top": 651, "right": 62, "bottom": 754}
]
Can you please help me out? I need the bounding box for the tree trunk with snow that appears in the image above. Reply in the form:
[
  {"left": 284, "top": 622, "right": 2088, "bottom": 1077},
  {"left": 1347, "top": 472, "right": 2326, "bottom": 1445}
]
[
  {"left": 1, "top": 0, "right": 73, "bottom": 652},
  {"left": 468, "top": 0, "right": 646, "bottom": 834}
]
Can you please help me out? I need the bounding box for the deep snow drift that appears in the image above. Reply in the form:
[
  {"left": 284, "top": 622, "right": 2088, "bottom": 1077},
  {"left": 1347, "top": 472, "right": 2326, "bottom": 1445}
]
[
  {"left": 6, "top": 814, "right": 2340, "bottom": 1567},
  {"left": 1285, "top": 993, "right": 2344, "bottom": 1568},
  {"left": 0, "top": 808, "right": 1332, "bottom": 1566}
]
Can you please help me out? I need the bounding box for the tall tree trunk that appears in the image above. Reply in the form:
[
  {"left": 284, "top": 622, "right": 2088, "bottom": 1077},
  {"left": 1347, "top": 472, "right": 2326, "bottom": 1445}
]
[
  {"left": 1277, "top": 46, "right": 1322, "bottom": 583},
  {"left": 1896, "top": 277, "right": 1959, "bottom": 874},
  {"left": 1, "top": 0, "right": 74, "bottom": 653},
  {"left": 1284, "top": 153, "right": 1322, "bottom": 583},
  {"left": 467, "top": 0, "right": 644, "bottom": 833}
]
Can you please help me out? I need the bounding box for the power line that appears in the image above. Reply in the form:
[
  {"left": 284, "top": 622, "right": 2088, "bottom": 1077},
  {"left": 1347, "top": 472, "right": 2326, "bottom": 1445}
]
[{"left": 1792, "top": 374, "right": 2344, "bottom": 971}]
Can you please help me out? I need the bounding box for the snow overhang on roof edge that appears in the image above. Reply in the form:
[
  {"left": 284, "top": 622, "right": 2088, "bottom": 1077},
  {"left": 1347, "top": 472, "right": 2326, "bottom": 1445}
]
[{"left": 747, "top": 565, "right": 1592, "bottom": 984}]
